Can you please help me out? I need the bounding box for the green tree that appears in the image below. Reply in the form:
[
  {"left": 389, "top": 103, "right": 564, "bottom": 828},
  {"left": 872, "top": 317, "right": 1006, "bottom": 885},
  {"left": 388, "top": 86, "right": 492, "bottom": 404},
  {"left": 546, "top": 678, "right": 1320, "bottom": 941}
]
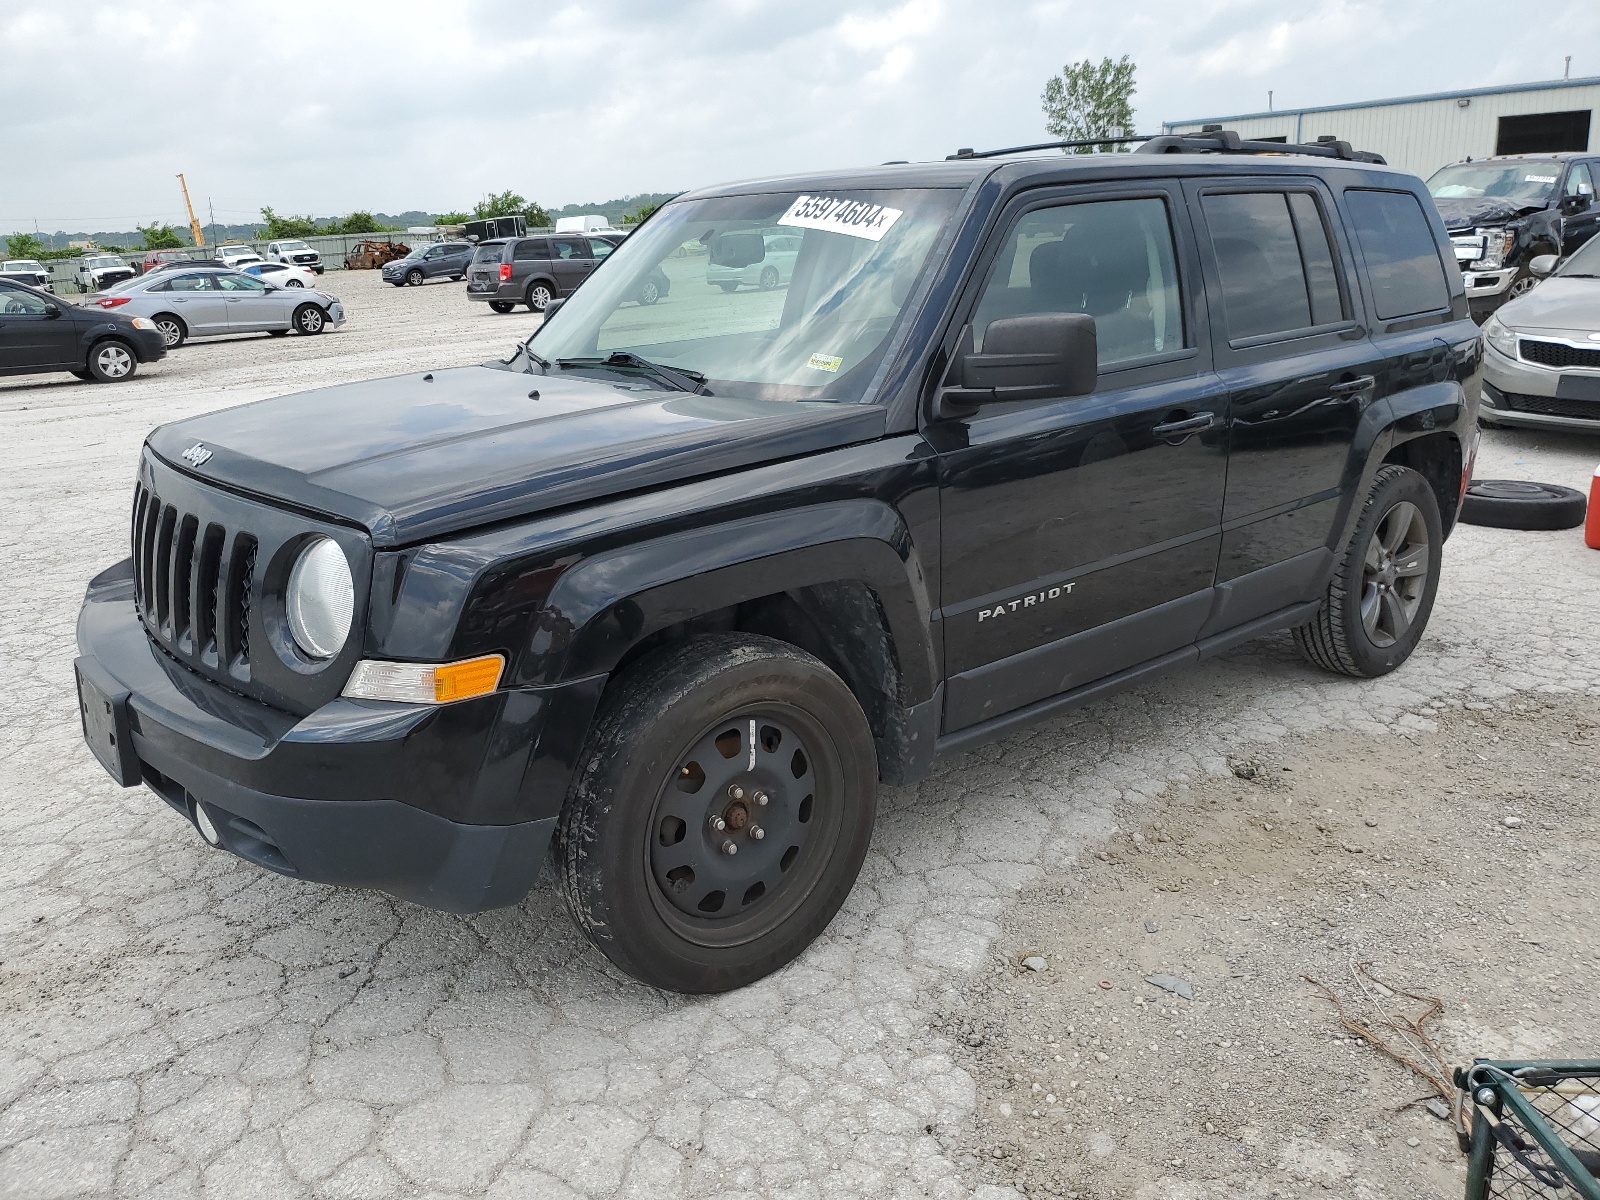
[
  {"left": 340, "top": 211, "right": 382, "bottom": 234},
  {"left": 138, "top": 222, "right": 185, "bottom": 250},
  {"left": 1041, "top": 56, "right": 1137, "bottom": 153},
  {"left": 472, "top": 192, "right": 550, "bottom": 227},
  {"left": 624, "top": 202, "right": 660, "bottom": 225},
  {"left": 260, "top": 207, "right": 322, "bottom": 238},
  {"left": 5, "top": 232, "right": 46, "bottom": 259},
  {"left": 433, "top": 211, "right": 471, "bottom": 226}
]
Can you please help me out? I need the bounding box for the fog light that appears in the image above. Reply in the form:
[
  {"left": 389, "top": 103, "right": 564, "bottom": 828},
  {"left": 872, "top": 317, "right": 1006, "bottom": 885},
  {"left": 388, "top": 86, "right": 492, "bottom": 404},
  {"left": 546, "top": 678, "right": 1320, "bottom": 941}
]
[{"left": 194, "top": 803, "right": 222, "bottom": 846}]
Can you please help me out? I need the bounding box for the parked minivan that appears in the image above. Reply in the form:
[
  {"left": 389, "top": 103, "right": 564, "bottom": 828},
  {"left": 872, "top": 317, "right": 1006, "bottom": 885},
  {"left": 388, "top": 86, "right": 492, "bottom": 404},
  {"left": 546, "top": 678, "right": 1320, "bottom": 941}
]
[{"left": 466, "top": 233, "right": 666, "bottom": 312}]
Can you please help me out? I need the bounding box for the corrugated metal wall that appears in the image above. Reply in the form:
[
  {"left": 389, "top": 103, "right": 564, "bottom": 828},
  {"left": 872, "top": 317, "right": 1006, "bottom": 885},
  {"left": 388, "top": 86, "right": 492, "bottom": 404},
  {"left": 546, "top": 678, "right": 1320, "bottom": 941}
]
[{"left": 1165, "top": 81, "right": 1600, "bottom": 179}]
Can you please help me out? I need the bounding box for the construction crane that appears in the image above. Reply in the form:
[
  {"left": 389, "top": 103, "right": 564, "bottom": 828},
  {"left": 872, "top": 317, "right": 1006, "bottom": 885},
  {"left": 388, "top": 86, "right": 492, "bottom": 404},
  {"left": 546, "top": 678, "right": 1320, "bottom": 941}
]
[{"left": 176, "top": 173, "right": 204, "bottom": 247}]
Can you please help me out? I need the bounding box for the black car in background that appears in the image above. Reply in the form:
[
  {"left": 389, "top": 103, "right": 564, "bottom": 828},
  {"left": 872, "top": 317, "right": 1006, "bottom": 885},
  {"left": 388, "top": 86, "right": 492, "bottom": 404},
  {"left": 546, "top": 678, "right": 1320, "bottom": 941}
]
[
  {"left": 381, "top": 241, "right": 474, "bottom": 287},
  {"left": 0, "top": 278, "right": 166, "bottom": 382},
  {"left": 1427, "top": 152, "right": 1600, "bottom": 317},
  {"left": 466, "top": 232, "right": 668, "bottom": 312}
]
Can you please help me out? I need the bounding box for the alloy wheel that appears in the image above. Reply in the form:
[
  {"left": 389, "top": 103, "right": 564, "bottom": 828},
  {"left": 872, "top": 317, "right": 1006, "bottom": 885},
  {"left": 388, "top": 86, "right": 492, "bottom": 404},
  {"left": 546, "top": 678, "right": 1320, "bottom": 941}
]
[
  {"left": 1360, "top": 500, "right": 1429, "bottom": 648},
  {"left": 156, "top": 319, "right": 182, "bottom": 348},
  {"left": 1507, "top": 274, "right": 1539, "bottom": 299}
]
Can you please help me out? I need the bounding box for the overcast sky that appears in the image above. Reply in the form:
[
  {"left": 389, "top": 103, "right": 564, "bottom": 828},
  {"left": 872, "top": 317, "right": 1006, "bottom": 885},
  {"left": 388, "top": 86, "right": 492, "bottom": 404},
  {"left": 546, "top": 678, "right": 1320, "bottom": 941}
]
[{"left": 4, "top": 0, "right": 1597, "bottom": 234}]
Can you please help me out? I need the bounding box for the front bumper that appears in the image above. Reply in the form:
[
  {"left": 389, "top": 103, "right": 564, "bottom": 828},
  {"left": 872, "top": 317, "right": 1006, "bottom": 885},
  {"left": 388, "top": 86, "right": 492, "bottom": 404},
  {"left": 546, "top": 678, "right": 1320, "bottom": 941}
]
[
  {"left": 325, "top": 301, "right": 347, "bottom": 328},
  {"left": 129, "top": 327, "right": 169, "bottom": 363},
  {"left": 75, "top": 559, "right": 603, "bottom": 912},
  {"left": 1482, "top": 344, "right": 1600, "bottom": 432}
]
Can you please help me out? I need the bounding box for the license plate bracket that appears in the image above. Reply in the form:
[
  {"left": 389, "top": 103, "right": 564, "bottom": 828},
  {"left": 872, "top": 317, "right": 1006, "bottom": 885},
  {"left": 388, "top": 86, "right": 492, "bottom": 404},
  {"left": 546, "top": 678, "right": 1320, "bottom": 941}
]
[
  {"left": 1555, "top": 374, "right": 1600, "bottom": 402},
  {"left": 75, "top": 658, "right": 140, "bottom": 786}
]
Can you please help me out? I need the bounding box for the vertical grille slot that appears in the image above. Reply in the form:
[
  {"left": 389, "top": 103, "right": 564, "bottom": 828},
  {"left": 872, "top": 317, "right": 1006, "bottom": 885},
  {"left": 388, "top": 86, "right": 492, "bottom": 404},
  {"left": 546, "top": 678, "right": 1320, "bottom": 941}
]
[
  {"left": 130, "top": 484, "right": 147, "bottom": 603},
  {"left": 222, "top": 534, "right": 258, "bottom": 667},
  {"left": 194, "top": 523, "right": 226, "bottom": 660},
  {"left": 153, "top": 505, "right": 177, "bottom": 633},
  {"left": 138, "top": 492, "right": 162, "bottom": 616},
  {"left": 172, "top": 515, "right": 199, "bottom": 649}
]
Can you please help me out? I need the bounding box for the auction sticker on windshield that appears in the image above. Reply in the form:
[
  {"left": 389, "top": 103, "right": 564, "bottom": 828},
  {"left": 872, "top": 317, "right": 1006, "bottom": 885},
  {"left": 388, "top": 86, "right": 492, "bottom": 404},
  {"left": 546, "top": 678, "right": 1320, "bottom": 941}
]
[
  {"left": 779, "top": 195, "right": 903, "bottom": 241},
  {"left": 1526, "top": 175, "right": 1557, "bottom": 184}
]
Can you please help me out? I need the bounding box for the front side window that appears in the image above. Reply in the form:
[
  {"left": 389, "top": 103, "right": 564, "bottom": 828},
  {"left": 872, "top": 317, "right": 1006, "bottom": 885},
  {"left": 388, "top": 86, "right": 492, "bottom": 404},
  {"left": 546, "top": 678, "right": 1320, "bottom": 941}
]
[
  {"left": 588, "top": 238, "right": 615, "bottom": 259},
  {"left": 1344, "top": 189, "right": 1450, "bottom": 320},
  {"left": 217, "top": 273, "right": 267, "bottom": 292},
  {"left": 0, "top": 282, "right": 48, "bottom": 315},
  {"left": 1202, "top": 191, "right": 1346, "bottom": 340},
  {"left": 549, "top": 237, "right": 589, "bottom": 260},
  {"left": 1567, "top": 163, "right": 1595, "bottom": 198},
  {"left": 526, "top": 188, "right": 962, "bottom": 403},
  {"left": 972, "top": 196, "right": 1184, "bottom": 368}
]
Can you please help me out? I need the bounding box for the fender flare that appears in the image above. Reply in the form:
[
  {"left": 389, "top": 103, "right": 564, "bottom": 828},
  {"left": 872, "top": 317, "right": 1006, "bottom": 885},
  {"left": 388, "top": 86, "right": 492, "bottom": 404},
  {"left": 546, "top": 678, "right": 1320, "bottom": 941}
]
[
  {"left": 1333, "top": 377, "right": 1467, "bottom": 551},
  {"left": 534, "top": 499, "right": 938, "bottom": 704}
]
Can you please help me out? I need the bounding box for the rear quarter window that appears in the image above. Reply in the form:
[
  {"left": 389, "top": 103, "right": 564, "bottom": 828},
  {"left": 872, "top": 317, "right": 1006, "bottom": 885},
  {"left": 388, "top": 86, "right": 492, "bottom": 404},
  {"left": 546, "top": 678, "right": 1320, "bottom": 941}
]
[
  {"left": 513, "top": 240, "right": 546, "bottom": 261},
  {"left": 1343, "top": 189, "right": 1450, "bottom": 320}
]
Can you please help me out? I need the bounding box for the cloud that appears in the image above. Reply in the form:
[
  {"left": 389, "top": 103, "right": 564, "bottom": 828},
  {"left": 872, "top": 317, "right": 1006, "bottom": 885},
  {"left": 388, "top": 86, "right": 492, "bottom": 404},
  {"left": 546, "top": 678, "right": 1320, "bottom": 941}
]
[{"left": 2, "top": 0, "right": 1598, "bottom": 233}]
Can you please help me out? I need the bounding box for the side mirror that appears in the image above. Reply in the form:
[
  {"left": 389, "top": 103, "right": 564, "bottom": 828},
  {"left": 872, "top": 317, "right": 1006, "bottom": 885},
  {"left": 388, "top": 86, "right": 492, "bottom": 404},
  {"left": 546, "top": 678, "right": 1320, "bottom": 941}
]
[
  {"left": 941, "top": 313, "right": 1098, "bottom": 413},
  {"left": 44, "top": 303, "right": 62, "bottom": 318},
  {"left": 709, "top": 231, "right": 765, "bottom": 268},
  {"left": 1528, "top": 254, "right": 1559, "bottom": 279},
  {"left": 544, "top": 298, "right": 565, "bottom": 318}
]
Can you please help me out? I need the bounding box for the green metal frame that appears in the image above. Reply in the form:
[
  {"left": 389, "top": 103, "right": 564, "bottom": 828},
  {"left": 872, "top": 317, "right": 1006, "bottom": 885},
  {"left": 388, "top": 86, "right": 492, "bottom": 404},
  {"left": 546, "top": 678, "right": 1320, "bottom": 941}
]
[{"left": 1457, "top": 1059, "right": 1600, "bottom": 1200}]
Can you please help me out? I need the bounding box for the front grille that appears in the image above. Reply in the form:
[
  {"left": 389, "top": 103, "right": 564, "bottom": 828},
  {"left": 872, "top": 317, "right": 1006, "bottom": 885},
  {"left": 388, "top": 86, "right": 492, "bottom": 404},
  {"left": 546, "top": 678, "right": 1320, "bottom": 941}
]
[
  {"left": 1519, "top": 339, "right": 1600, "bottom": 369},
  {"left": 1499, "top": 391, "right": 1600, "bottom": 420},
  {"left": 132, "top": 482, "right": 258, "bottom": 672}
]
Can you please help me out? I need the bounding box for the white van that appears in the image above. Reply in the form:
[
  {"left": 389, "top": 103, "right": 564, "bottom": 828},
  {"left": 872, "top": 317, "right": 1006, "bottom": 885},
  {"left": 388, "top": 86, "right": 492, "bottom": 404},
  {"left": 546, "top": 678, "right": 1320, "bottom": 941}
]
[{"left": 554, "top": 215, "right": 618, "bottom": 234}]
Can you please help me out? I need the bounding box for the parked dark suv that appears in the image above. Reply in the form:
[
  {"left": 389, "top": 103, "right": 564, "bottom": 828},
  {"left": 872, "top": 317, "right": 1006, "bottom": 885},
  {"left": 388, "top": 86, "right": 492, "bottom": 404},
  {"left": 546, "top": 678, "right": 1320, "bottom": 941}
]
[
  {"left": 381, "top": 241, "right": 473, "bottom": 287},
  {"left": 466, "top": 233, "right": 668, "bottom": 312},
  {"left": 75, "top": 132, "right": 1480, "bottom": 994},
  {"left": 1426, "top": 152, "right": 1600, "bottom": 317}
]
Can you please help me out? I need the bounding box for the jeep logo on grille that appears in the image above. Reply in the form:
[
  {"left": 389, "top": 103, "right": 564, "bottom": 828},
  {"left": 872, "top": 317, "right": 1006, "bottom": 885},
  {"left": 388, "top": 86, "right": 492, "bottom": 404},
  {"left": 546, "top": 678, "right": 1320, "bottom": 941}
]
[{"left": 181, "top": 443, "right": 213, "bottom": 467}]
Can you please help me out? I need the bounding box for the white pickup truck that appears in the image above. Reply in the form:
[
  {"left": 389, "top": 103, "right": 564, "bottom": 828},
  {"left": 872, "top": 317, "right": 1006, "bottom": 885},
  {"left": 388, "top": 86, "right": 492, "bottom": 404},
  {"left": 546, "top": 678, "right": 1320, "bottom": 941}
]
[
  {"left": 215, "top": 245, "right": 265, "bottom": 270},
  {"left": 265, "top": 239, "right": 324, "bottom": 274},
  {"left": 75, "top": 254, "right": 136, "bottom": 293}
]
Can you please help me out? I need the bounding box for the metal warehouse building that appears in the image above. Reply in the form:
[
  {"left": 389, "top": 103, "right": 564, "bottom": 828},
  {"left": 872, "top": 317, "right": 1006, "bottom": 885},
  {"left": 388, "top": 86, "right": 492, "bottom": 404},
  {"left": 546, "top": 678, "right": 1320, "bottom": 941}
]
[{"left": 1163, "top": 77, "right": 1600, "bottom": 179}]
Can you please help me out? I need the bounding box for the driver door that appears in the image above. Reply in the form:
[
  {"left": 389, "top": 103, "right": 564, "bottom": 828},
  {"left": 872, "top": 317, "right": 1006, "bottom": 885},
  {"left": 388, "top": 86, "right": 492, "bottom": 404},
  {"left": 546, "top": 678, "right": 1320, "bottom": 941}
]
[
  {"left": 216, "top": 272, "right": 280, "bottom": 332},
  {"left": 0, "top": 282, "right": 73, "bottom": 367}
]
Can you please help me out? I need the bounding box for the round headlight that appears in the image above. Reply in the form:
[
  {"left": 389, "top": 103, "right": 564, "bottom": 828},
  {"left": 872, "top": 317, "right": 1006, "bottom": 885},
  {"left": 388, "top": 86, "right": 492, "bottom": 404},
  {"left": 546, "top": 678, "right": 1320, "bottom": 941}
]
[{"left": 286, "top": 537, "right": 354, "bottom": 659}]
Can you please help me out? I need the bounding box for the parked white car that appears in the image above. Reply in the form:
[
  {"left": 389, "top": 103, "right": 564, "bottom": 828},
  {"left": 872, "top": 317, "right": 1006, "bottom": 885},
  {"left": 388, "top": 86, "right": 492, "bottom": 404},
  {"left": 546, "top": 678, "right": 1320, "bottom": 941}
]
[
  {"left": 705, "top": 232, "right": 801, "bottom": 293},
  {"left": 75, "top": 254, "right": 136, "bottom": 293},
  {"left": 215, "top": 245, "right": 265, "bottom": 270},
  {"left": 265, "top": 239, "right": 324, "bottom": 274},
  {"left": 242, "top": 261, "right": 318, "bottom": 288}
]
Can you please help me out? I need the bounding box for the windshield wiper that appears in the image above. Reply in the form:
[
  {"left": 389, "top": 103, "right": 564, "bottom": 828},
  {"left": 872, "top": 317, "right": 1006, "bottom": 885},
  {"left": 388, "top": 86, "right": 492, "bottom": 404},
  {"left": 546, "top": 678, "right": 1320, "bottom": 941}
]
[{"left": 555, "top": 351, "right": 709, "bottom": 394}]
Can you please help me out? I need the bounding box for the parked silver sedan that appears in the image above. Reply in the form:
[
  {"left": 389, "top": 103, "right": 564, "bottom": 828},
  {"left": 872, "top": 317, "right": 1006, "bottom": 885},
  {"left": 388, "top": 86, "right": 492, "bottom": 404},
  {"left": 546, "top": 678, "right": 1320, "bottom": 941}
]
[
  {"left": 1481, "top": 237, "right": 1600, "bottom": 433},
  {"left": 90, "top": 268, "right": 345, "bottom": 349}
]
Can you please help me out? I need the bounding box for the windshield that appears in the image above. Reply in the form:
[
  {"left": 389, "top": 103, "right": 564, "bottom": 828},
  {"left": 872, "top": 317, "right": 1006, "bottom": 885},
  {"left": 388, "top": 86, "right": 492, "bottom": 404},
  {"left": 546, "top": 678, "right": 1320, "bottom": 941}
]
[
  {"left": 88, "top": 256, "right": 124, "bottom": 268},
  {"left": 1427, "top": 161, "right": 1562, "bottom": 203},
  {"left": 276, "top": 240, "right": 310, "bottom": 251},
  {"left": 403, "top": 244, "right": 429, "bottom": 259},
  {"left": 525, "top": 188, "right": 961, "bottom": 402},
  {"left": 1555, "top": 236, "right": 1600, "bottom": 278},
  {"left": 4, "top": 260, "right": 42, "bottom": 271}
]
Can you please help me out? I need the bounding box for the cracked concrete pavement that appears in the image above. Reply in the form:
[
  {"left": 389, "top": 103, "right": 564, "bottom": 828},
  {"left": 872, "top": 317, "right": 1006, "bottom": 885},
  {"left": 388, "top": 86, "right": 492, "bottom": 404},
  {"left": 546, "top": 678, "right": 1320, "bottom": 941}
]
[{"left": 2, "top": 271, "right": 1597, "bottom": 1198}]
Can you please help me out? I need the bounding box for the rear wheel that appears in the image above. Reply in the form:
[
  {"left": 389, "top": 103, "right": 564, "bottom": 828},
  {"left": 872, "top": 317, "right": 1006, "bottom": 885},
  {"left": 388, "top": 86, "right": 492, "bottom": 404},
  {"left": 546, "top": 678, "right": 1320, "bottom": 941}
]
[
  {"left": 284, "top": 279, "right": 305, "bottom": 288},
  {"left": 405, "top": 268, "right": 424, "bottom": 287},
  {"left": 758, "top": 265, "right": 780, "bottom": 291},
  {"left": 717, "top": 281, "right": 739, "bottom": 293},
  {"left": 556, "top": 634, "right": 878, "bottom": 993},
  {"left": 1293, "top": 464, "right": 1442, "bottom": 678},
  {"left": 638, "top": 279, "right": 661, "bottom": 306},
  {"left": 86, "top": 340, "right": 137, "bottom": 383},
  {"left": 526, "top": 283, "right": 553, "bottom": 312},
  {"left": 153, "top": 314, "right": 187, "bottom": 348},
  {"left": 489, "top": 301, "right": 516, "bottom": 314},
  {"left": 292, "top": 304, "right": 326, "bottom": 335}
]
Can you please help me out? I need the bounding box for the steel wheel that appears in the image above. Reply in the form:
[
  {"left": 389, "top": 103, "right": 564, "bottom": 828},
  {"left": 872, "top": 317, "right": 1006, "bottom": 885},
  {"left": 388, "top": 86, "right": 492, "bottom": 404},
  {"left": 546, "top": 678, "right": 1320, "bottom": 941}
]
[
  {"left": 87, "top": 341, "right": 136, "bottom": 382},
  {"left": 1359, "top": 500, "right": 1429, "bottom": 648},
  {"left": 648, "top": 711, "right": 839, "bottom": 946}
]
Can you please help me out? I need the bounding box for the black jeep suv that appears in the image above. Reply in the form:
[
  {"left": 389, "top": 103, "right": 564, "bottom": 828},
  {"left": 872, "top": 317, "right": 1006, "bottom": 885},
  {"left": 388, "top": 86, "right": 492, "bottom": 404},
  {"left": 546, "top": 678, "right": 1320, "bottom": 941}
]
[{"left": 76, "top": 132, "right": 1480, "bottom": 993}]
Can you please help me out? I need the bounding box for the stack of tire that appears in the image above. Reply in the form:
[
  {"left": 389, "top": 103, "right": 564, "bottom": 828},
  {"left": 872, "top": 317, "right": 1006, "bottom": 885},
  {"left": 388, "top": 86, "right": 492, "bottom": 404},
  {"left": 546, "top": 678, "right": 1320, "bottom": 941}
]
[{"left": 1460, "top": 480, "right": 1586, "bottom": 531}]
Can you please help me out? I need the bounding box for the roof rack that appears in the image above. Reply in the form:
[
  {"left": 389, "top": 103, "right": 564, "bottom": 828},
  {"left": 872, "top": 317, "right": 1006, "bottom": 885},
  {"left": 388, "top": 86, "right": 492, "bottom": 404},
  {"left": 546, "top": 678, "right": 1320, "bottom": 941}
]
[{"left": 947, "top": 128, "right": 1386, "bottom": 165}]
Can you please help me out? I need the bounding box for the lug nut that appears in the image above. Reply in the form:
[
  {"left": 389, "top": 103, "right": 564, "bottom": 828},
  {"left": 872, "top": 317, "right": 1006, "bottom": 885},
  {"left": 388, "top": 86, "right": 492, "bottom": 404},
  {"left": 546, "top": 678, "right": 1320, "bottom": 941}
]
[
  {"left": 753, "top": 790, "right": 769, "bottom": 806},
  {"left": 721, "top": 839, "right": 738, "bottom": 855},
  {"left": 708, "top": 814, "right": 726, "bottom": 832},
  {"left": 728, "top": 784, "right": 744, "bottom": 800},
  {"left": 750, "top": 825, "right": 765, "bottom": 840}
]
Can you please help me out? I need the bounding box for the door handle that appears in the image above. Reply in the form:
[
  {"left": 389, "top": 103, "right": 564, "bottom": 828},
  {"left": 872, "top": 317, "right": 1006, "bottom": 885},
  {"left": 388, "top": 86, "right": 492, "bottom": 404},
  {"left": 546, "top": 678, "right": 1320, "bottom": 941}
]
[
  {"left": 1328, "top": 375, "right": 1375, "bottom": 396},
  {"left": 1151, "top": 411, "right": 1216, "bottom": 439}
]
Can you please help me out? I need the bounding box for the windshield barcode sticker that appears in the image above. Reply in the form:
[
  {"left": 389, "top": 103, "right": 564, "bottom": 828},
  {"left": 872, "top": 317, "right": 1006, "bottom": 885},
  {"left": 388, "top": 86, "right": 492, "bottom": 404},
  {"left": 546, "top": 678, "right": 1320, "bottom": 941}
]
[
  {"left": 807, "top": 353, "right": 844, "bottom": 372},
  {"left": 779, "top": 195, "right": 903, "bottom": 241},
  {"left": 1525, "top": 175, "right": 1557, "bottom": 184}
]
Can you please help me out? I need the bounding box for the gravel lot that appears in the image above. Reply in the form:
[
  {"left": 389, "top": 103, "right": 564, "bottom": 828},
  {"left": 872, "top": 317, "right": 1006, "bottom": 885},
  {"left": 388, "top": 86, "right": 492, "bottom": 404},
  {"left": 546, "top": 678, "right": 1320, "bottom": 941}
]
[{"left": 2, "top": 269, "right": 1597, "bottom": 1199}]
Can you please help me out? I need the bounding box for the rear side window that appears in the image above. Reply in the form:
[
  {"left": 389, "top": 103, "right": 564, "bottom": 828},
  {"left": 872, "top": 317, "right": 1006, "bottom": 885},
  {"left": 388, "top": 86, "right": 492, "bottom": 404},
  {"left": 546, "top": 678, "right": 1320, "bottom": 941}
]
[
  {"left": 1202, "top": 191, "right": 1346, "bottom": 340},
  {"left": 513, "top": 240, "right": 545, "bottom": 261},
  {"left": 1343, "top": 189, "right": 1450, "bottom": 320}
]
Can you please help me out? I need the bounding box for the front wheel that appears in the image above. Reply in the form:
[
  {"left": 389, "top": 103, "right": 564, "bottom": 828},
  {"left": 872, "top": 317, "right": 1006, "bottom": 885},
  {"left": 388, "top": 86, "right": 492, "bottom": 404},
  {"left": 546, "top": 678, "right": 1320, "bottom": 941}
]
[
  {"left": 526, "top": 283, "right": 553, "bottom": 312},
  {"left": 405, "top": 268, "right": 424, "bottom": 287},
  {"left": 292, "top": 304, "right": 326, "bottom": 335},
  {"left": 638, "top": 279, "right": 661, "bottom": 306},
  {"left": 716, "top": 281, "right": 739, "bottom": 294},
  {"left": 556, "top": 634, "right": 878, "bottom": 994},
  {"left": 86, "top": 340, "right": 138, "bottom": 383},
  {"left": 488, "top": 301, "right": 516, "bottom": 314},
  {"left": 1293, "top": 464, "right": 1442, "bottom": 678},
  {"left": 758, "top": 265, "right": 780, "bottom": 291},
  {"left": 285, "top": 279, "right": 305, "bottom": 288}
]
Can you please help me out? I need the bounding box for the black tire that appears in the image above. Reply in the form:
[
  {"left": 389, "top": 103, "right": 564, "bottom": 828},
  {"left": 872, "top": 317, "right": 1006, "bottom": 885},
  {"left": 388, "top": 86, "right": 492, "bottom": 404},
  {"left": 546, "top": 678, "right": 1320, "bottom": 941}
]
[
  {"left": 292, "top": 304, "right": 326, "bottom": 335},
  {"left": 152, "top": 313, "right": 187, "bottom": 349},
  {"left": 390, "top": 282, "right": 406, "bottom": 288},
  {"left": 526, "top": 282, "right": 553, "bottom": 312},
  {"left": 70, "top": 370, "right": 93, "bottom": 381},
  {"left": 717, "top": 281, "right": 739, "bottom": 293},
  {"left": 556, "top": 633, "right": 878, "bottom": 993},
  {"left": 638, "top": 279, "right": 661, "bottom": 306},
  {"left": 405, "top": 268, "right": 424, "bottom": 287},
  {"left": 1460, "top": 479, "right": 1587, "bottom": 531},
  {"left": 284, "top": 279, "right": 305, "bottom": 288},
  {"left": 1293, "top": 464, "right": 1443, "bottom": 678},
  {"left": 758, "top": 265, "right": 780, "bottom": 291},
  {"left": 85, "top": 339, "right": 138, "bottom": 383},
  {"left": 267, "top": 329, "right": 289, "bottom": 337},
  {"left": 489, "top": 301, "right": 516, "bottom": 314}
]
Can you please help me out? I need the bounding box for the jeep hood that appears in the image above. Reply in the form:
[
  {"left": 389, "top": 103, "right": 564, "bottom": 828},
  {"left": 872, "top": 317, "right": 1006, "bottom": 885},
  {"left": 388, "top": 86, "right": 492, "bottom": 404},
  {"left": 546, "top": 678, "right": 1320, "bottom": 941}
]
[
  {"left": 145, "top": 364, "right": 886, "bottom": 547},
  {"left": 1431, "top": 196, "right": 1542, "bottom": 229}
]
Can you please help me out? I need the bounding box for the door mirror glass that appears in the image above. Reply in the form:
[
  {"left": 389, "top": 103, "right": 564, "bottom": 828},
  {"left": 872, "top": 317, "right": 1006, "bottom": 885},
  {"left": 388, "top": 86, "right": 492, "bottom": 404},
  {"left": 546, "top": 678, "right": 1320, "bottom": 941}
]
[
  {"left": 945, "top": 313, "right": 1098, "bottom": 410},
  {"left": 1528, "top": 254, "right": 1559, "bottom": 278}
]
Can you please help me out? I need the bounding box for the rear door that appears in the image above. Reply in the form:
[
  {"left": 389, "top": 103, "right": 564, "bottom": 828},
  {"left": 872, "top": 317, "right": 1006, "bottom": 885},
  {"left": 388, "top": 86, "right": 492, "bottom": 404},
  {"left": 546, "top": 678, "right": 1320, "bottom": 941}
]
[
  {"left": 0, "top": 282, "right": 73, "bottom": 367},
  {"left": 155, "top": 272, "right": 229, "bottom": 335},
  {"left": 1184, "top": 177, "right": 1385, "bottom": 631},
  {"left": 933, "top": 183, "right": 1228, "bottom": 732},
  {"left": 546, "top": 235, "right": 593, "bottom": 295}
]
